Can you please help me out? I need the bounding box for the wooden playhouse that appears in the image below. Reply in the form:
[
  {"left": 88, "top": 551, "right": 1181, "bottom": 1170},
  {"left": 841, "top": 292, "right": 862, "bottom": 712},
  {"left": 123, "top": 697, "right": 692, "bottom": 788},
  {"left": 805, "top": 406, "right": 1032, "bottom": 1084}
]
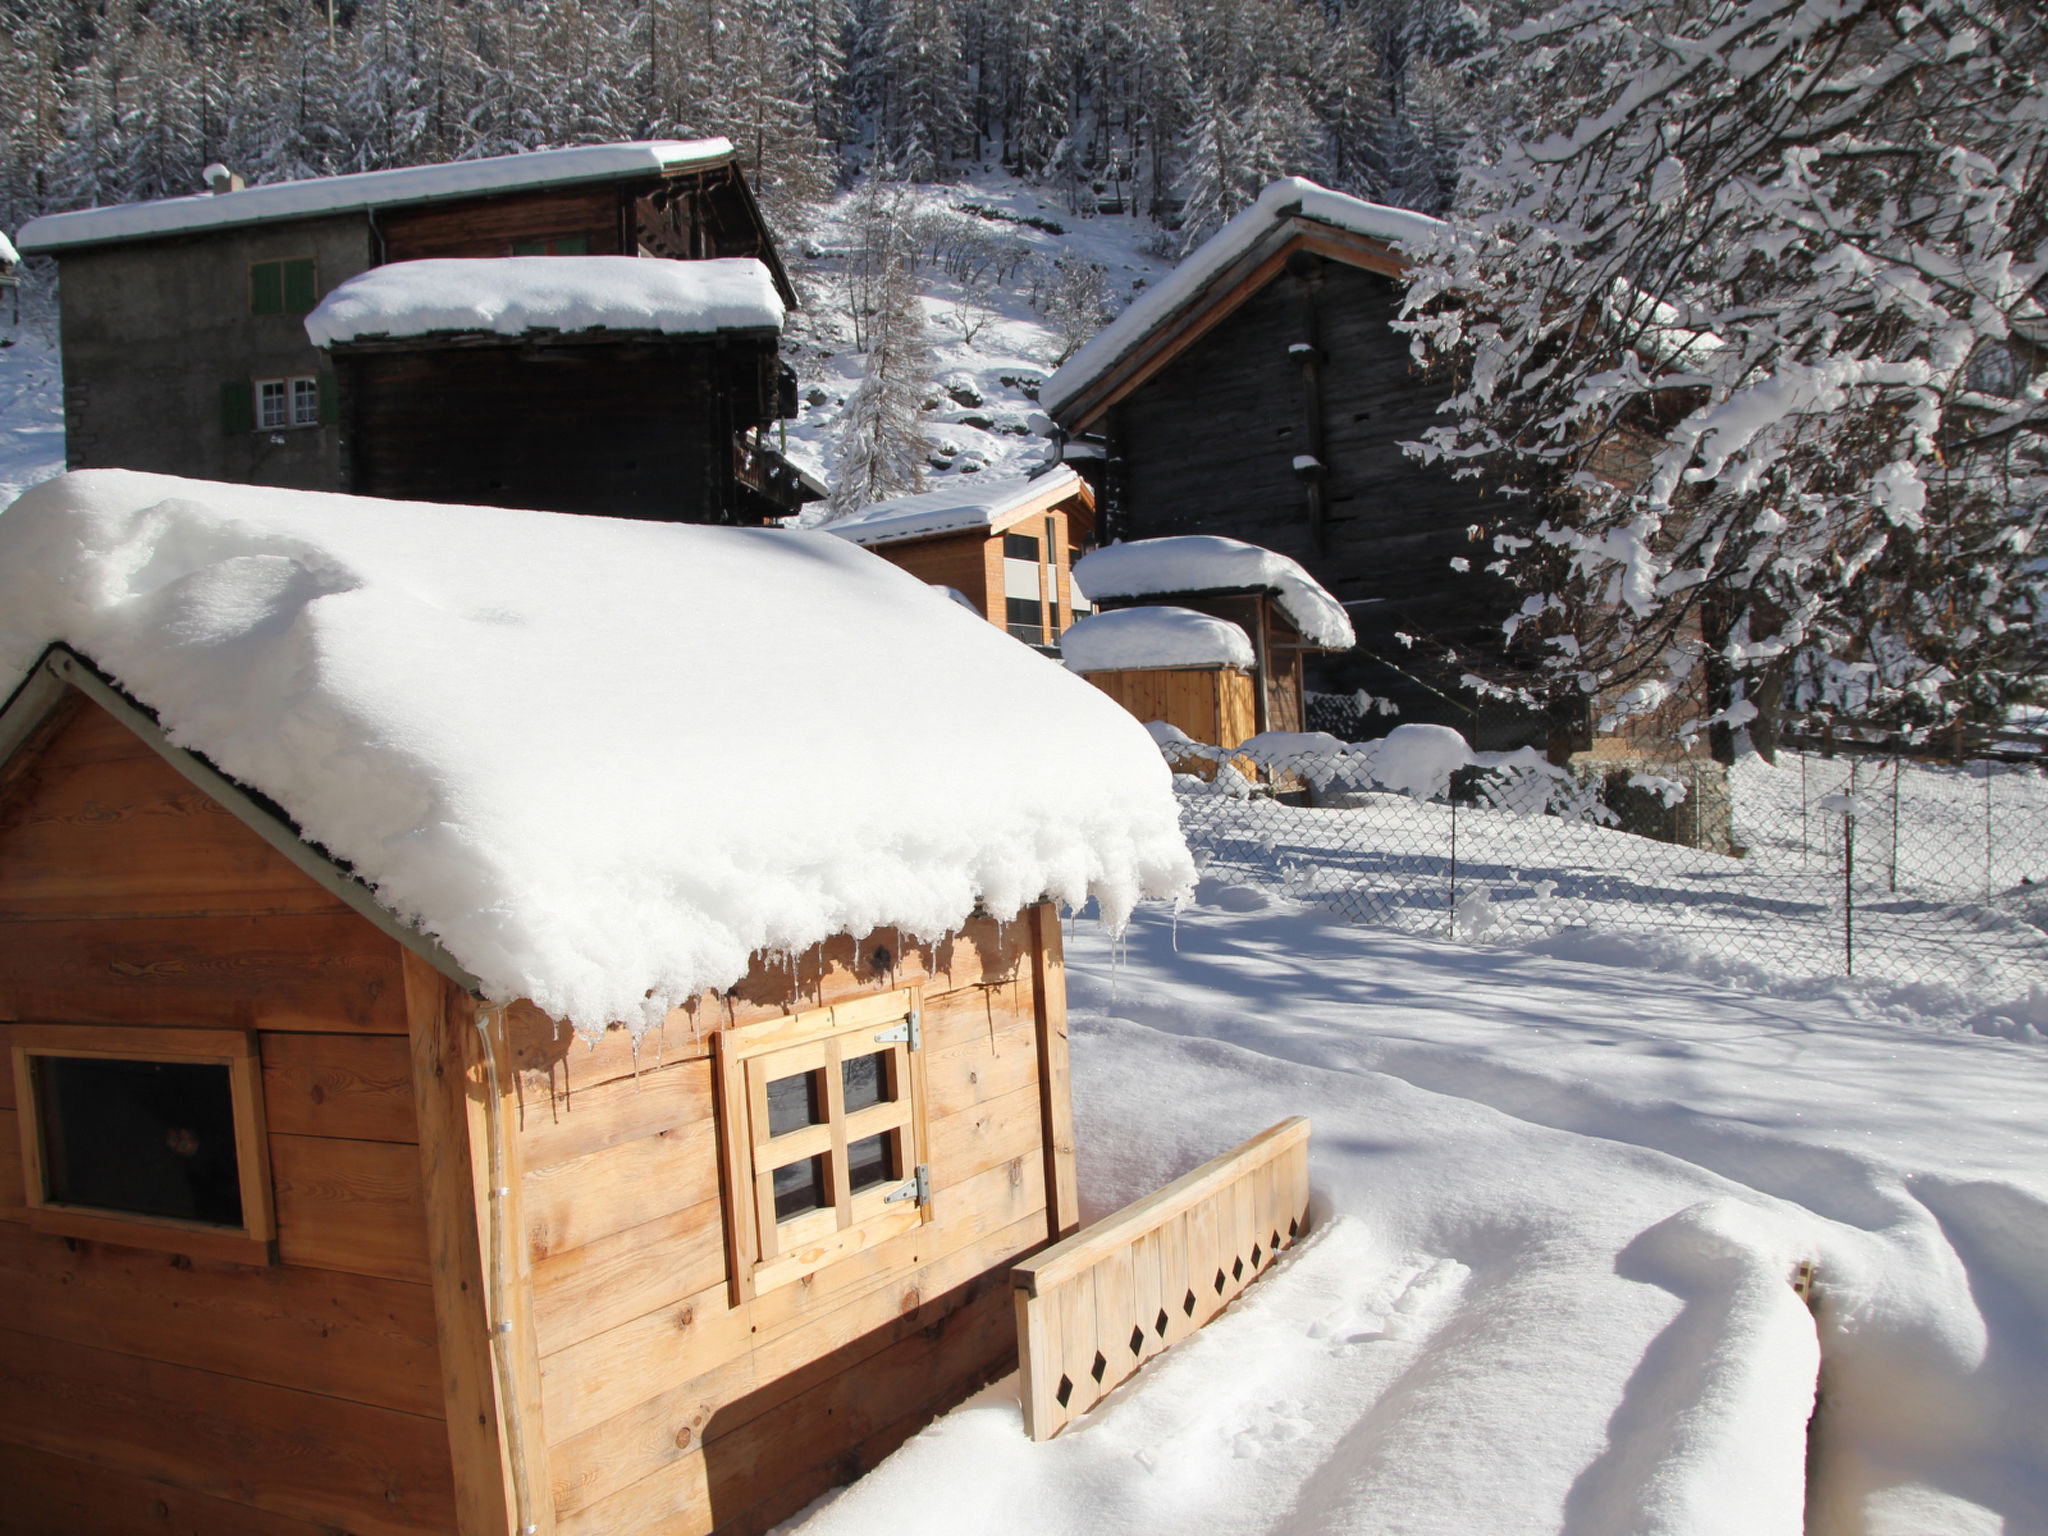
[
  {"left": 1070, "top": 535, "right": 1356, "bottom": 740},
  {"left": 0, "top": 471, "right": 1199, "bottom": 1536},
  {"left": 1060, "top": 605, "right": 1260, "bottom": 778},
  {"left": 824, "top": 468, "right": 1096, "bottom": 647}
]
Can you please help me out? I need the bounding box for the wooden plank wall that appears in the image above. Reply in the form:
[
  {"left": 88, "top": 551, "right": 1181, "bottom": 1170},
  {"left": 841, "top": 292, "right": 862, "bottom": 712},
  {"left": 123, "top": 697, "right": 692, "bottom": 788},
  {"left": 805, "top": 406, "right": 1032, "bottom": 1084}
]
[
  {"left": 1114, "top": 261, "right": 1537, "bottom": 746},
  {"left": 506, "top": 909, "right": 1064, "bottom": 1536},
  {"left": 0, "top": 694, "right": 457, "bottom": 1536},
  {"left": 342, "top": 339, "right": 777, "bottom": 525},
  {"left": 866, "top": 532, "right": 1000, "bottom": 622},
  {"left": 378, "top": 187, "right": 628, "bottom": 261}
]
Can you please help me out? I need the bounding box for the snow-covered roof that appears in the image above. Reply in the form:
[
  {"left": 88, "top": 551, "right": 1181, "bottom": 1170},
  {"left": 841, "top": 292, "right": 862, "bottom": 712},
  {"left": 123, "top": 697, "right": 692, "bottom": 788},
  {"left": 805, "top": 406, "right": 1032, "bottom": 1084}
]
[
  {"left": 305, "top": 257, "right": 783, "bottom": 345},
  {"left": 0, "top": 228, "right": 17, "bottom": 267},
  {"left": 0, "top": 470, "right": 1192, "bottom": 1033},
  {"left": 1072, "top": 536, "right": 1355, "bottom": 649},
  {"left": 15, "top": 140, "right": 734, "bottom": 253},
  {"left": 1044, "top": 178, "right": 1445, "bottom": 422},
  {"left": 823, "top": 466, "right": 1088, "bottom": 547},
  {"left": 1062, "top": 606, "right": 1256, "bottom": 673}
]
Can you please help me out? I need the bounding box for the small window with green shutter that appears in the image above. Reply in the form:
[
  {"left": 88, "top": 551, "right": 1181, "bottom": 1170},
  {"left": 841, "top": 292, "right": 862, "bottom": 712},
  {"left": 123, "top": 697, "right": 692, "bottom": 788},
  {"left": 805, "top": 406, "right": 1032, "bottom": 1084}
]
[
  {"left": 220, "top": 379, "right": 254, "bottom": 435},
  {"left": 281, "top": 258, "right": 317, "bottom": 314},
  {"left": 249, "top": 261, "right": 283, "bottom": 316},
  {"left": 555, "top": 234, "right": 588, "bottom": 255}
]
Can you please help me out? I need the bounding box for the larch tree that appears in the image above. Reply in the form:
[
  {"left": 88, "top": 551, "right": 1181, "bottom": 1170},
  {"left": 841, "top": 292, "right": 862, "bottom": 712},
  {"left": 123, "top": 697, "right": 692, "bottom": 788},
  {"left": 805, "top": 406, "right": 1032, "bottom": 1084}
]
[
  {"left": 830, "top": 247, "right": 936, "bottom": 515},
  {"left": 1401, "top": 0, "right": 2048, "bottom": 757}
]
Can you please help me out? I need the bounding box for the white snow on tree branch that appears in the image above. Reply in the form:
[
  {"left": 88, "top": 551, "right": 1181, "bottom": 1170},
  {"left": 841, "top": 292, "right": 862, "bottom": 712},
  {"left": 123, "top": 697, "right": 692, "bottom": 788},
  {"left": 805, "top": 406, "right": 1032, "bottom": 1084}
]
[
  {"left": 1073, "top": 535, "right": 1356, "bottom": 648},
  {"left": 1062, "top": 607, "right": 1256, "bottom": 672},
  {"left": 304, "top": 257, "right": 784, "bottom": 345},
  {"left": 0, "top": 470, "right": 1194, "bottom": 1033},
  {"left": 16, "top": 140, "right": 734, "bottom": 251}
]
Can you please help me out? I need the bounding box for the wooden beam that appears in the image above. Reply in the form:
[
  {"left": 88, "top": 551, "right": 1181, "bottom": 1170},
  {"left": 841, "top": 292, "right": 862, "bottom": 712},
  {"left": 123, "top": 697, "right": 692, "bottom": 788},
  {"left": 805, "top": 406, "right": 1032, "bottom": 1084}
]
[{"left": 1029, "top": 903, "right": 1078, "bottom": 1239}]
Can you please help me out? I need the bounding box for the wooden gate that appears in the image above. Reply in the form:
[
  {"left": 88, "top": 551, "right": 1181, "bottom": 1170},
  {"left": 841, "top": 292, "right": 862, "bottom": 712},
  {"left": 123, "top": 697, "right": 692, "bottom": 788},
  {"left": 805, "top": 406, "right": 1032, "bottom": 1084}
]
[{"left": 1011, "top": 1117, "right": 1311, "bottom": 1440}]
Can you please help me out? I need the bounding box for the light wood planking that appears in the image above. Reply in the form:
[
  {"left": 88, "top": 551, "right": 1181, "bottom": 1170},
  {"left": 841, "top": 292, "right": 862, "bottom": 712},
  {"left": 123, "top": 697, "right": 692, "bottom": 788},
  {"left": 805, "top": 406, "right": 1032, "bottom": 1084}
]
[
  {"left": 0, "top": 1325, "right": 458, "bottom": 1536},
  {"left": 530, "top": 1193, "right": 727, "bottom": 1359},
  {"left": 261, "top": 1031, "right": 417, "bottom": 1143},
  {"left": 517, "top": 1054, "right": 714, "bottom": 1172},
  {"left": 522, "top": 1108, "right": 721, "bottom": 1264},
  {"left": 1030, "top": 903, "right": 1079, "bottom": 1238},
  {"left": 272, "top": 1131, "right": 431, "bottom": 1283}
]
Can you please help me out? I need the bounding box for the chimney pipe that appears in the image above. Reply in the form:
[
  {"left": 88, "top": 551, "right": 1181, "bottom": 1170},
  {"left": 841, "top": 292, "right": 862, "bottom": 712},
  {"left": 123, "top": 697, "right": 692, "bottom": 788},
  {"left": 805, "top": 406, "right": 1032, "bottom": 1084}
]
[{"left": 203, "top": 163, "right": 244, "bottom": 196}]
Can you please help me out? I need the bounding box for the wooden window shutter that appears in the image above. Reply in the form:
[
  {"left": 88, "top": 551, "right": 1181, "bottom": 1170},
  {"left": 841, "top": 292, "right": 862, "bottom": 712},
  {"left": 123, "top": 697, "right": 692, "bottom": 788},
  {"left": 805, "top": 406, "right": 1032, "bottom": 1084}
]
[
  {"left": 282, "top": 258, "right": 317, "bottom": 314},
  {"left": 249, "top": 261, "right": 282, "bottom": 316},
  {"left": 219, "top": 380, "right": 254, "bottom": 435},
  {"left": 317, "top": 370, "right": 338, "bottom": 426}
]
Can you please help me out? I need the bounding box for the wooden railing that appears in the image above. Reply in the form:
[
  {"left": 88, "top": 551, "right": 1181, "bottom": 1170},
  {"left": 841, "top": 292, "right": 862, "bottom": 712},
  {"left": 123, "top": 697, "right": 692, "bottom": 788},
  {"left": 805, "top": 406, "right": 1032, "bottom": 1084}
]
[{"left": 1011, "top": 1117, "right": 1311, "bottom": 1440}]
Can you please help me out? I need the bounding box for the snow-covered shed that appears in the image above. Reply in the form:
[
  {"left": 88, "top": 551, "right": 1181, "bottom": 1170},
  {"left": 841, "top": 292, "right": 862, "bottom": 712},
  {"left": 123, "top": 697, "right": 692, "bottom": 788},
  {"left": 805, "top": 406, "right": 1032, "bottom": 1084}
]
[
  {"left": 0, "top": 471, "right": 1190, "bottom": 1536},
  {"left": 823, "top": 467, "right": 1096, "bottom": 646},
  {"left": 1062, "top": 607, "right": 1259, "bottom": 773},
  {"left": 1044, "top": 179, "right": 1539, "bottom": 748},
  {"left": 1073, "top": 535, "right": 1354, "bottom": 737},
  {"left": 307, "top": 256, "right": 805, "bottom": 522}
]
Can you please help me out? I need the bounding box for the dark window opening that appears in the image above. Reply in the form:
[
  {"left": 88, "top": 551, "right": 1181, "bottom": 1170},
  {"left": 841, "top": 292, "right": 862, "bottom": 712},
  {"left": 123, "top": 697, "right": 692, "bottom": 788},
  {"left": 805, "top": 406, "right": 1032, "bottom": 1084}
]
[
  {"left": 33, "top": 1055, "right": 242, "bottom": 1227},
  {"left": 513, "top": 235, "right": 591, "bottom": 256},
  {"left": 842, "top": 1051, "right": 889, "bottom": 1113},
  {"left": 766, "top": 1070, "right": 824, "bottom": 1137},
  {"left": 1003, "top": 532, "right": 1040, "bottom": 560},
  {"left": 772, "top": 1154, "right": 828, "bottom": 1222},
  {"left": 1006, "top": 597, "right": 1045, "bottom": 640},
  {"left": 846, "top": 1131, "right": 896, "bottom": 1194}
]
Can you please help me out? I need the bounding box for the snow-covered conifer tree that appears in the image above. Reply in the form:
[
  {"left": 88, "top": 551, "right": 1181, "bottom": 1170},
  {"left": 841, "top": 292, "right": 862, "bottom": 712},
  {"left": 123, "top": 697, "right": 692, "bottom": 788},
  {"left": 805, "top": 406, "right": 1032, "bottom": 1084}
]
[{"left": 829, "top": 250, "right": 935, "bottom": 514}]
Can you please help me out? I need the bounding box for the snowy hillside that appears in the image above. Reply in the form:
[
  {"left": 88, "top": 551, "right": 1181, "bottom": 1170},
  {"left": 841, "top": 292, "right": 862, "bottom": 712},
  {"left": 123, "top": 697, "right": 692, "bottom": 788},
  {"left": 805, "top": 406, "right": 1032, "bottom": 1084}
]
[{"left": 0, "top": 301, "right": 62, "bottom": 506}]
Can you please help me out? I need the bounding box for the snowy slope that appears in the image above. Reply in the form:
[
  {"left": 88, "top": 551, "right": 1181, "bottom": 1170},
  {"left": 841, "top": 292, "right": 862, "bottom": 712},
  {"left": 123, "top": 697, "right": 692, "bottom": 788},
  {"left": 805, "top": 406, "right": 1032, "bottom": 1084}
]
[
  {"left": 0, "top": 295, "right": 63, "bottom": 505},
  {"left": 783, "top": 891, "right": 2048, "bottom": 1536}
]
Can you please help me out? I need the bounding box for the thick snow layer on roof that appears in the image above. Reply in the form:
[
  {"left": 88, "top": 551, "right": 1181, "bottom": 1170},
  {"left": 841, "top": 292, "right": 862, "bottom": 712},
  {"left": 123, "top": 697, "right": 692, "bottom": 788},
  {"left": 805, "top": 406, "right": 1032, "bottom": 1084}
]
[
  {"left": 16, "top": 140, "right": 732, "bottom": 253},
  {"left": 0, "top": 228, "right": 17, "bottom": 266},
  {"left": 824, "top": 466, "right": 1084, "bottom": 547},
  {"left": 0, "top": 470, "right": 1192, "bottom": 1032},
  {"left": 1045, "top": 177, "right": 1445, "bottom": 419},
  {"left": 1062, "top": 606, "right": 1255, "bottom": 673},
  {"left": 1072, "top": 536, "right": 1355, "bottom": 649},
  {"left": 304, "top": 257, "right": 783, "bottom": 345}
]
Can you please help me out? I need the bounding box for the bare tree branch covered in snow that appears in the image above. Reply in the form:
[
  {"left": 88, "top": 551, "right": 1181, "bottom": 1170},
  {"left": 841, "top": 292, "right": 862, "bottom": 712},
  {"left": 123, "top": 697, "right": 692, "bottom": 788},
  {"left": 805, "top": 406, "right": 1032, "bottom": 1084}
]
[{"left": 1400, "top": 0, "right": 2048, "bottom": 756}]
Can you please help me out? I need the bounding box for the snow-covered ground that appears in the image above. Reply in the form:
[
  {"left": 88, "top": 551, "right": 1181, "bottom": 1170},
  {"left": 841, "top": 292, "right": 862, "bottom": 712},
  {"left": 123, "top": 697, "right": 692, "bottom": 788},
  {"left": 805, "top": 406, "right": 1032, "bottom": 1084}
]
[
  {"left": 0, "top": 287, "right": 63, "bottom": 505},
  {"left": 781, "top": 170, "right": 1169, "bottom": 502},
  {"left": 784, "top": 890, "right": 2048, "bottom": 1536}
]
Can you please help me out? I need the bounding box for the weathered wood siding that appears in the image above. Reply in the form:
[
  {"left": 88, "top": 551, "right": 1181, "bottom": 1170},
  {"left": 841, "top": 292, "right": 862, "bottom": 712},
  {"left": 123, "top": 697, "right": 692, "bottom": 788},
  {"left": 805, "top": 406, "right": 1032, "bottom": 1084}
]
[
  {"left": 512, "top": 908, "right": 1070, "bottom": 1536},
  {"left": 864, "top": 531, "right": 1002, "bottom": 621},
  {"left": 1084, "top": 668, "right": 1257, "bottom": 765},
  {"left": 0, "top": 694, "right": 457, "bottom": 1535},
  {"left": 1109, "top": 261, "right": 1536, "bottom": 746},
  {"left": 379, "top": 188, "right": 629, "bottom": 261},
  {"left": 338, "top": 337, "right": 779, "bottom": 523}
]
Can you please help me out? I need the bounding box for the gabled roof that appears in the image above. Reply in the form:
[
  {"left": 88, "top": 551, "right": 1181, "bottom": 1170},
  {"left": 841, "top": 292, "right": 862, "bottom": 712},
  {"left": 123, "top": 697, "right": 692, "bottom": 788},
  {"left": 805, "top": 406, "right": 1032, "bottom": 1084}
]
[
  {"left": 306, "top": 257, "right": 784, "bottom": 346},
  {"left": 821, "top": 466, "right": 1092, "bottom": 549},
  {"left": 1044, "top": 178, "right": 1446, "bottom": 432},
  {"left": 16, "top": 140, "right": 737, "bottom": 254},
  {"left": 0, "top": 470, "right": 1192, "bottom": 1034},
  {"left": 1072, "top": 536, "right": 1355, "bottom": 650}
]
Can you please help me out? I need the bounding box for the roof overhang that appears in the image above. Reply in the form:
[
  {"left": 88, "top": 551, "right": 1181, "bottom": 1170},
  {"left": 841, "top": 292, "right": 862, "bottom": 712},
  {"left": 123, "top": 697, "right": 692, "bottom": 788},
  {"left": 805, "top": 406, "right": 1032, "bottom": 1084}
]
[
  {"left": 830, "top": 470, "right": 1096, "bottom": 551},
  {"left": 1053, "top": 218, "right": 1410, "bottom": 435},
  {"left": 0, "top": 644, "right": 480, "bottom": 993}
]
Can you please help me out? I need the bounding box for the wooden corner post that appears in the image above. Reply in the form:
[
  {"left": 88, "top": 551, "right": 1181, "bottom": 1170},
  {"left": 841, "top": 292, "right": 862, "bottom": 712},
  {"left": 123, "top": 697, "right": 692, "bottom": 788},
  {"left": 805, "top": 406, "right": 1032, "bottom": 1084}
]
[{"left": 1030, "top": 902, "right": 1079, "bottom": 1240}]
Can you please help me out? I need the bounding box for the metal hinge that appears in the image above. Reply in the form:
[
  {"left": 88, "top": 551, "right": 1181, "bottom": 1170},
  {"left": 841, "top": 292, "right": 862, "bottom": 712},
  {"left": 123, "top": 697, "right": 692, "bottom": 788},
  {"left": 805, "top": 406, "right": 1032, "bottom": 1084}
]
[
  {"left": 874, "top": 1009, "right": 921, "bottom": 1051},
  {"left": 884, "top": 1164, "right": 931, "bottom": 1206}
]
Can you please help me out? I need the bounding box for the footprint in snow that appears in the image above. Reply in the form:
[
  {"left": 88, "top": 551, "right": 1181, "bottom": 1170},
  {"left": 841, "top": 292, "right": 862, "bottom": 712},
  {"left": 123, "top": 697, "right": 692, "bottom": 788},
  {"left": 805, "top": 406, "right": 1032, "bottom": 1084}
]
[
  {"left": 1308, "top": 1256, "right": 1467, "bottom": 1350},
  {"left": 1230, "top": 1398, "right": 1315, "bottom": 1459}
]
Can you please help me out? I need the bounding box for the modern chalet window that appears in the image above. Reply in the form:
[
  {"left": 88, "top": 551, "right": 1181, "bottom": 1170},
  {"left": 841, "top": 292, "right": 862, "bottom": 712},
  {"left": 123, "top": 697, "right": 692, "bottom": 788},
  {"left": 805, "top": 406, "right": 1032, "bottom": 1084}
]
[
  {"left": 716, "top": 988, "right": 931, "bottom": 1299},
  {"left": 9, "top": 1026, "right": 276, "bottom": 1264},
  {"left": 250, "top": 257, "right": 318, "bottom": 317},
  {"left": 257, "top": 378, "right": 289, "bottom": 430}
]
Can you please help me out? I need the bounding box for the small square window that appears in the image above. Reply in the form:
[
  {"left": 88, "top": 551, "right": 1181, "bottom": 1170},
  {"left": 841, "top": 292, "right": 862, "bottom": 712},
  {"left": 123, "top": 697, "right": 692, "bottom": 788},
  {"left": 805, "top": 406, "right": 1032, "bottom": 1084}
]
[
  {"left": 256, "top": 378, "right": 288, "bottom": 430},
  {"left": 717, "top": 988, "right": 930, "bottom": 1299},
  {"left": 1003, "top": 532, "right": 1040, "bottom": 560},
  {"left": 10, "top": 1025, "right": 275, "bottom": 1264},
  {"left": 291, "top": 376, "right": 320, "bottom": 427}
]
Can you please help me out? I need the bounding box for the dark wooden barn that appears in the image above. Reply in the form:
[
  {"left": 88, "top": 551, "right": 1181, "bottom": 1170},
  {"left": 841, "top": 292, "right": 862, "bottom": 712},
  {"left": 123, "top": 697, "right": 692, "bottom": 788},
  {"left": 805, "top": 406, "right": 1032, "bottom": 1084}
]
[
  {"left": 15, "top": 140, "right": 802, "bottom": 516},
  {"left": 309, "top": 257, "right": 801, "bottom": 523},
  {"left": 1044, "top": 179, "right": 1540, "bottom": 749}
]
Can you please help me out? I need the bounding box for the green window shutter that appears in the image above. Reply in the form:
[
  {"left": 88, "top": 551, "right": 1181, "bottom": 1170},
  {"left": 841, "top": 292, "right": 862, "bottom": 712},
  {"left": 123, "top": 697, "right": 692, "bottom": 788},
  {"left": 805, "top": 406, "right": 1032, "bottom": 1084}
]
[
  {"left": 220, "top": 380, "right": 254, "bottom": 435},
  {"left": 283, "top": 257, "right": 317, "bottom": 314},
  {"left": 250, "top": 260, "right": 282, "bottom": 316},
  {"left": 555, "top": 234, "right": 588, "bottom": 255},
  {"left": 317, "top": 369, "right": 338, "bottom": 426},
  {"left": 512, "top": 238, "right": 546, "bottom": 256}
]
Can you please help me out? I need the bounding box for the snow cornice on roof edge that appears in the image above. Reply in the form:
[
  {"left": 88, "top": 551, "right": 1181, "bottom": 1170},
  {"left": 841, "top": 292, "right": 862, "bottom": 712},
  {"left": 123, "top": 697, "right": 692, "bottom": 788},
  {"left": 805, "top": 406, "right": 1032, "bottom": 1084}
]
[
  {"left": 821, "top": 465, "right": 1090, "bottom": 548},
  {"left": 16, "top": 139, "right": 736, "bottom": 253},
  {"left": 1044, "top": 178, "right": 1446, "bottom": 430}
]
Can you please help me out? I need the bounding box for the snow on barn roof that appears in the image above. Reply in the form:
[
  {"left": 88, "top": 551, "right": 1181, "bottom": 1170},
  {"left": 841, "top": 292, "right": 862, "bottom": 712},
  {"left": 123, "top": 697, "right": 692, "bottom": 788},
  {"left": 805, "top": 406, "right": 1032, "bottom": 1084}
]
[
  {"left": 1061, "top": 607, "right": 1256, "bottom": 673},
  {"left": 304, "top": 257, "right": 784, "bottom": 346},
  {"left": 0, "top": 228, "right": 17, "bottom": 267},
  {"left": 823, "top": 467, "right": 1087, "bottom": 547},
  {"left": 1072, "top": 536, "right": 1356, "bottom": 649},
  {"left": 15, "top": 139, "right": 735, "bottom": 253},
  {"left": 1044, "top": 178, "right": 1445, "bottom": 423},
  {"left": 0, "top": 470, "right": 1193, "bottom": 1033}
]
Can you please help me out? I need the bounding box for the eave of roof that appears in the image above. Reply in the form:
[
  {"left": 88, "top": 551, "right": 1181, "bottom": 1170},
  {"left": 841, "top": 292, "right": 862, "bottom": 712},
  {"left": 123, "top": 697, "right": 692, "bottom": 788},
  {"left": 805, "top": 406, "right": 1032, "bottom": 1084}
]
[
  {"left": 825, "top": 466, "right": 1093, "bottom": 549},
  {"left": 16, "top": 139, "right": 737, "bottom": 255}
]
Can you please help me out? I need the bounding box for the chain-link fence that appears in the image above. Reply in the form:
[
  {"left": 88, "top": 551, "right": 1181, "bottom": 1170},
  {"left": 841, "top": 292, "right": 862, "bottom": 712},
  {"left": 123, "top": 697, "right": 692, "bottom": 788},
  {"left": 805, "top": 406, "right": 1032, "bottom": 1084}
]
[{"left": 1170, "top": 735, "right": 2048, "bottom": 1001}]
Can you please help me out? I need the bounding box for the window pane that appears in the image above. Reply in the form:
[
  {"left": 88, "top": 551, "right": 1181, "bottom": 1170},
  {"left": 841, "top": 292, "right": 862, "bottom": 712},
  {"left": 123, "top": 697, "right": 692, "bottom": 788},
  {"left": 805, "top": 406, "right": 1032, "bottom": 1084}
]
[
  {"left": 847, "top": 1132, "right": 896, "bottom": 1194},
  {"left": 250, "top": 260, "right": 282, "bottom": 316},
  {"left": 34, "top": 1055, "right": 243, "bottom": 1227},
  {"left": 772, "top": 1154, "right": 828, "bottom": 1222},
  {"left": 555, "top": 235, "right": 589, "bottom": 254},
  {"left": 765, "top": 1069, "right": 822, "bottom": 1137},
  {"left": 512, "top": 239, "right": 546, "bottom": 255},
  {"left": 1003, "top": 532, "right": 1040, "bottom": 560},
  {"left": 841, "top": 1051, "right": 889, "bottom": 1113},
  {"left": 291, "top": 377, "right": 320, "bottom": 427},
  {"left": 258, "top": 381, "right": 287, "bottom": 429}
]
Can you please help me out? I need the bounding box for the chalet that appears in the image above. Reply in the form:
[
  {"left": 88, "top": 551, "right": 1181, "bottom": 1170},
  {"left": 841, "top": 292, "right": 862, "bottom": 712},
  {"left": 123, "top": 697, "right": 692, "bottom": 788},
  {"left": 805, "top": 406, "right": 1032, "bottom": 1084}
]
[
  {"left": 823, "top": 468, "right": 1097, "bottom": 646},
  {"left": 307, "top": 256, "right": 799, "bottom": 522},
  {"left": 0, "top": 469, "right": 1195, "bottom": 1535},
  {"left": 1071, "top": 535, "right": 1354, "bottom": 739},
  {"left": 14, "top": 140, "right": 803, "bottom": 518},
  {"left": 1044, "top": 178, "right": 1540, "bottom": 749},
  {"left": 1061, "top": 606, "right": 1259, "bottom": 775}
]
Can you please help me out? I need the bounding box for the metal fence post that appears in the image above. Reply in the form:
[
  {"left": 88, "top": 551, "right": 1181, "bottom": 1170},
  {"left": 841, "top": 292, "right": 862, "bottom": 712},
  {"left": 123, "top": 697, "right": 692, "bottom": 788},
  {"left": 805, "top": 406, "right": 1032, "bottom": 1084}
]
[
  {"left": 1447, "top": 791, "right": 1458, "bottom": 938},
  {"left": 1843, "top": 800, "right": 1855, "bottom": 977},
  {"left": 1889, "top": 758, "right": 1900, "bottom": 894},
  {"left": 1985, "top": 760, "right": 1995, "bottom": 904}
]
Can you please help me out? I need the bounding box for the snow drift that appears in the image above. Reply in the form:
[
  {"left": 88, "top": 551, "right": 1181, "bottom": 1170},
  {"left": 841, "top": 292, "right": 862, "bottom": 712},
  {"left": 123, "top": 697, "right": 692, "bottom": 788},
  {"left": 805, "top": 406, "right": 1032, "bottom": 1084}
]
[
  {"left": 1072, "top": 535, "right": 1355, "bottom": 650},
  {"left": 1062, "top": 606, "right": 1255, "bottom": 672},
  {"left": 0, "top": 470, "right": 1194, "bottom": 1032}
]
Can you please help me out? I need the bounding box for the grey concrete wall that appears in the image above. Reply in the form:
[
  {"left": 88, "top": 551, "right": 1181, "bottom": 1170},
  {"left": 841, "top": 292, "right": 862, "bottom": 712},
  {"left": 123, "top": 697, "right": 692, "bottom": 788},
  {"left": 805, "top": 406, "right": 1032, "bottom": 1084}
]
[{"left": 58, "top": 215, "right": 374, "bottom": 488}]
